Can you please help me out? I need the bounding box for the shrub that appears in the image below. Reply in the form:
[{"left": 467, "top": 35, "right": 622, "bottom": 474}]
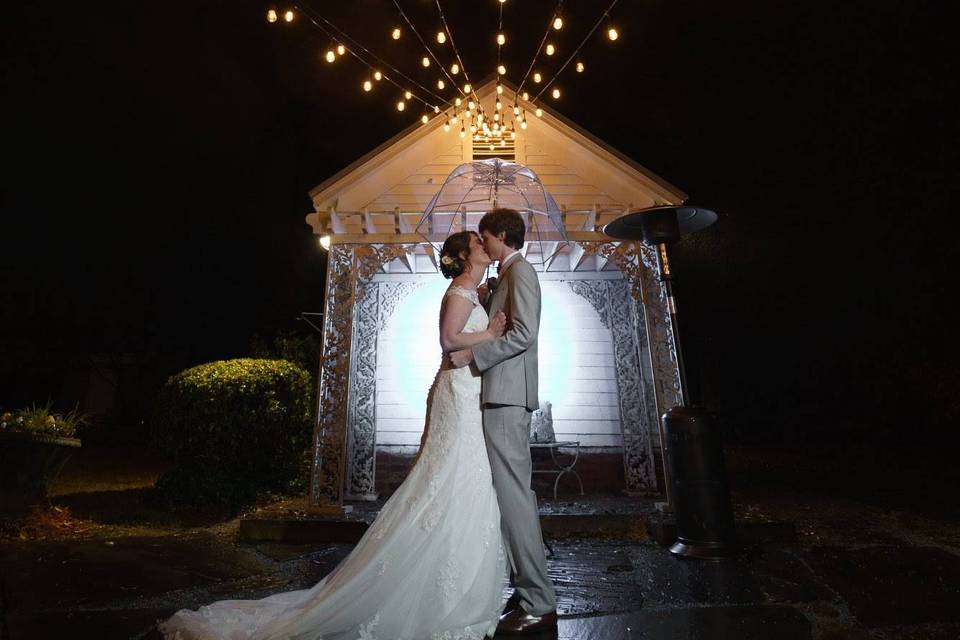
[{"left": 151, "top": 359, "right": 312, "bottom": 509}]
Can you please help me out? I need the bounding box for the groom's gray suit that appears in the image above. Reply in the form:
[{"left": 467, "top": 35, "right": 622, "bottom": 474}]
[{"left": 472, "top": 253, "right": 557, "bottom": 617}]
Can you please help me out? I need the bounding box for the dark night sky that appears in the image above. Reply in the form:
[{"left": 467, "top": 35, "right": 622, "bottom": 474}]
[{"left": 2, "top": 1, "right": 956, "bottom": 441}]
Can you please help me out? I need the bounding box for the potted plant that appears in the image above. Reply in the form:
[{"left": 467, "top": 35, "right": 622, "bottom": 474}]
[{"left": 0, "top": 402, "right": 85, "bottom": 504}]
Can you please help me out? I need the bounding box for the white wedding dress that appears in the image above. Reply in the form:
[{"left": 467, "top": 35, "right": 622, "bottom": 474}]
[{"left": 159, "top": 285, "right": 507, "bottom": 640}]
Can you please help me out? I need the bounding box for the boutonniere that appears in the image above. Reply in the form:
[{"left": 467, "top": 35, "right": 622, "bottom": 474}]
[{"left": 486, "top": 276, "right": 499, "bottom": 292}]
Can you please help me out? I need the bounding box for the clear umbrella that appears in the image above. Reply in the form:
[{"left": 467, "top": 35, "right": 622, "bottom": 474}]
[{"left": 415, "top": 159, "right": 570, "bottom": 270}]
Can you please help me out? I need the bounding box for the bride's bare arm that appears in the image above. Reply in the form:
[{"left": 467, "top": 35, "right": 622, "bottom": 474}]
[{"left": 440, "top": 296, "right": 506, "bottom": 352}]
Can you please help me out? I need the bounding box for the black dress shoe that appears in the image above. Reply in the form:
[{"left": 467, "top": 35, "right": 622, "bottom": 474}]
[{"left": 496, "top": 608, "right": 558, "bottom": 635}]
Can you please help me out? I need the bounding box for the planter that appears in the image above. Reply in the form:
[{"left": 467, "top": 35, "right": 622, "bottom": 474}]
[{"left": 0, "top": 431, "right": 81, "bottom": 505}]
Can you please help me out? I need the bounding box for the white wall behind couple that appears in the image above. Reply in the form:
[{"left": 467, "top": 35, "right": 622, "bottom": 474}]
[{"left": 375, "top": 277, "right": 621, "bottom": 452}]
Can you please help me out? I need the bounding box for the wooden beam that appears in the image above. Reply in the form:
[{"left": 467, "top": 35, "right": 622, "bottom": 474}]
[
  {"left": 329, "top": 207, "right": 347, "bottom": 234},
  {"left": 363, "top": 208, "right": 375, "bottom": 234},
  {"left": 569, "top": 242, "right": 587, "bottom": 271}
]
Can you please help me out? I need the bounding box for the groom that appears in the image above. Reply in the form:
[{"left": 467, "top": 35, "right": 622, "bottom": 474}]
[{"left": 450, "top": 208, "right": 558, "bottom": 634}]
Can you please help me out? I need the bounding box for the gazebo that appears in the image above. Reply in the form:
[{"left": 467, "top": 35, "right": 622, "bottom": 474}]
[{"left": 304, "top": 79, "right": 686, "bottom": 510}]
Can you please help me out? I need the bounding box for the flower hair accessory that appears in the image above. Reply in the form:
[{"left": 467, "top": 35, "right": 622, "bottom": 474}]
[{"left": 440, "top": 255, "right": 454, "bottom": 265}]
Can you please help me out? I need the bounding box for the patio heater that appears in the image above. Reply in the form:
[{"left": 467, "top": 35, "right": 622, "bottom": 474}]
[{"left": 604, "top": 205, "right": 737, "bottom": 560}]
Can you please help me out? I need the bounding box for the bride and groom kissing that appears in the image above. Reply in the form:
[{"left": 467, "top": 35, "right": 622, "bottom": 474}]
[{"left": 160, "top": 208, "right": 557, "bottom": 639}]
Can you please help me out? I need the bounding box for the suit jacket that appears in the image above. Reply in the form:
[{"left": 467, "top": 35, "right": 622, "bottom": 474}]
[{"left": 473, "top": 254, "right": 540, "bottom": 411}]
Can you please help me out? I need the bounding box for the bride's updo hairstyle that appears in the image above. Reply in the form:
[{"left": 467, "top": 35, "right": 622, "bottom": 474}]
[{"left": 439, "top": 231, "right": 478, "bottom": 279}]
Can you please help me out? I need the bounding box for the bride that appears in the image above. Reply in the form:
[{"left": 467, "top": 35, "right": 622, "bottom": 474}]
[{"left": 159, "top": 230, "right": 510, "bottom": 640}]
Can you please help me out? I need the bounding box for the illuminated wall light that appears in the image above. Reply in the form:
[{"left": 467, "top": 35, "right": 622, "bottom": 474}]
[
  {"left": 546, "top": 43, "right": 555, "bottom": 56},
  {"left": 533, "top": 72, "right": 542, "bottom": 83},
  {"left": 283, "top": 10, "right": 294, "bottom": 22},
  {"left": 576, "top": 61, "right": 585, "bottom": 73},
  {"left": 374, "top": 70, "right": 382, "bottom": 81},
  {"left": 319, "top": 234, "right": 331, "bottom": 250},
  {"left": 325, "top": 50, "right": 336, "bottom": 63},
  {"left": 397, "top": 100, "right": 406, "bottom": 111},
  {"left": 497, "top": 64, "right": 506, "bottom": 75},
  {"left": 608, "top": 27, "right": 619, "bottom": 41},
  {"left": 496, "top": 33, "right": 506, "bottom": 46},
  {"left": 266, "top": 9, "right": 278, "bottom": 23},
  {"left": 436, "top": 31, "right": 446, "bottom": 44},
  {"left": 363, "top": 80, "right": 372, "bottom": 92},
  {"left": 553, "top": 16, "right": 563, "bottom": 30},
  {"left": 392, "top": 27, "right": 401, "bottom": 40},
  {"left": 451, "top": 63, "right": 460, "bottom": 74},
  {"left": 336, "top": 44, "right": 346, "bottom": 56},
  {"left": 437, "top": 79, "right": 445, "bottom": 90},
  {"left": 552, "top": 88, "right": 561, "bottom": 99},
  {"left": 422, "top": 56, "right": 430, "bottom": 67}
]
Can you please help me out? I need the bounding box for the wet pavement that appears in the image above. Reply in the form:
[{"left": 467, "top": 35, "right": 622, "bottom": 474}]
[{"left": 4, "top": 498, "right": 960, "bottom": 640}]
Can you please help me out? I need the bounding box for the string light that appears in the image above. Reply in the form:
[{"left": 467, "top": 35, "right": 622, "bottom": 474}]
[
  {"left": 444, "top": 122, "right": 451, "bottom": 132},
  {"left": 522, "top": 91, "right": 529, "bottom": 101},
  {"left": 496, "top": 33, "right": 506, "bottom": 46},
  {"left": 520, "top": 118, "right": 528, "bottom": 130},
  {"left": 266, "top": 9, "right": 278, "bottom": 23},
  {"left": 397, "top": 100, "right": 406, "bottom": 111},
  {"left": 497, "top": 64, "right": 506, "bottom": 75},
  {"left": 535, "top": 107, "right": 543, "bottom": 117},
  {"left": 421, "top": 56, "right": 430, "bottom": 67},
  {"left": 552, "top": 87, "right": 560, "bottom": 99},
  {"left": 451, "top": 63, "right": 459, "bottom": 74},
  {"left": 434, "top": 105, "right": 440, "bottom": 113},
  {"left": 495, "top": 99, "right": 502, "bottom": 110},
  {"left": 421, "top": 114, "right": 429, "bottom": 124},
  {"left": 468, "top": 100, "right": 475, "bottom": 110},
  {"left": 336, "top": 44, "right": 345, "bottom": 55},
  {"left": 455, "top": 97, "right": 462, "bottom": 106},
  {"left": 496, "top": 84, "right": 504, "bottom": 95},
  {"left": 463, "top": 83, "right": 472, "bottom": 93},
  {"left": 607, "top": 26, "right": 619, "bottom": 40},
  {"left": 513, "top": 105, "right": 520, "bottom": 116},
  {"left": 553, "top": 16, "right": 563, "bottom": 30},
  {"left": 374, "top": 70, "right": 382, "bottom": 80},
  {"left": 546, "top": 43, "right": 555, "bottom": 56},
  {"left": 405, "top": 90, "right": 412, "bottom": 99},
  {"left": 436, "top": 31, "right": 446, "bottom": 44},
  {"left": 437, "top": 79, "right": 445, "bottom": 89},
  {"left": 325, "top": 50, "right": 336, "bottom": 63},
  {"left": 576, "top": 61, "right": 584, "bottom": 73},
  {"left": 459, "top": 126, "right": 466, "bottom": 138},
  {"left": 392, "top": 27, "right": 401, "bottom": 39},
  {"left": 284, "top": 10, "right": 294, "bottom": 22},
  {"left": 533, "top": 72, "right": 542, "bottom": 83},
  {"left": 363, "top": 80, "right": 373, "bottom": 91}
]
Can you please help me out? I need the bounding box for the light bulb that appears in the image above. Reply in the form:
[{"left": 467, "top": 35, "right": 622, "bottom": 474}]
[
  {"left": 374, "top": 70, "right": 382, "bottom": 80},
  {"left": 520, "top": 119, "right": 528, "bottom": 130},
  {"left": 337, "top": 44, "right": 346, "bottom": 56},
  {"left": 464, "top": 83, "right": 471, "bottom": 93},
  {"left": 405, "top": 90, "right": 412, "bottom": 100},
  {"left": 513, "top": 105, "right": 520, "bottom": 115},
  {"left": 437, "top": 79, "right": 445, "bottom": 90},
  {"left": 522, "top": 91, "right": 529, "bottom": 101},
  {"left": 283, "top": 10, "right": 294, "bottom": 22},
  {"left": 451, "top": 114, "right": 458, "bottom": 123},
  {"left": 489, "top": 144, "right": 495, "bottom": 151},
  {"left": 363, "top": 80, "right": 372, "bottom": 92},
  {"left": 422, "top": 56, "right": 430, "bottom": 67},
  {"left": 494, "top": 112, "right": 500, "bottom": 121},
  {"left": 496, "top": 33, "right": 506, "bottom": 46},
  {"left": 498, "top": 64, "right": 506, "bottom": 75},
  {"left": 535, "top": 108, "right": 543, "bottom": 117},
  {"left": 451, "top": 63, "right": 459, "bottom": 74},
  {"left": 455, "top": 97, "right": 462, "bottom": 106},
  {"left": 552, "top": 88, "right": 560, "bottom": 99},
  {"left": 392, "top": 27, "right": 401, "bottom": 40},
  {"left": 444, "top": 123, "right": 451, "bottom": 132},
  {"left": 436, "top": 31, "right": 446, "bottom": 44},
  {"left": 468, "top": 100, "right": 475, "bottom": 110},
  {"left": 434, "top": 105, "right": 440, "bottom": 113},
  {"left": 460, "top": 128, "right": 466, "bottom": 138},
  {"left": 553, "top": 16, "right": 563, "bottom": 30},
  {"left": 470, "top": 124, "right": 477, "bottom": 133},
  {"left": 511, "top": 130, "right": 516, "bottom": 139},
  {"left": 266, "top": 9, "right": 278, "bottom": 23},
  {"left": 319, "top": 235, "right": 331, "bottom": 250},
  {"left": 325, "top": 50, "right": 335, "bottom": 63},
  {"left": 576, "top": 61, "right": 584, "bottom": 73},
  {"left": 421, "top": 114, "right": 429, "bottom": 124},
  {"left": 533, "top": 72, "right": 542, "bottom": 83},
  {"left": 499, "top": 0, "right": 506, "bottom": 3},
  {"left": 608, "top": 27, "right": 619, "bottom": 41},
  {"left": 546, "top": 43, "right": 555, "bottom": 56},
  {"left": 495, "top": 100, "right": 502, "bottom": 111},
  {"left": 397, "top": 101, "right": 405, "bottom": 111},
  {"left": 497, "top": 85, "right": 504, "bottom": 95}
]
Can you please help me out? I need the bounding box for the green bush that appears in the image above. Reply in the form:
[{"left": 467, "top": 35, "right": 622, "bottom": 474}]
[{"left": 152, "top": 359, "right": 312, "bottom": 509}]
